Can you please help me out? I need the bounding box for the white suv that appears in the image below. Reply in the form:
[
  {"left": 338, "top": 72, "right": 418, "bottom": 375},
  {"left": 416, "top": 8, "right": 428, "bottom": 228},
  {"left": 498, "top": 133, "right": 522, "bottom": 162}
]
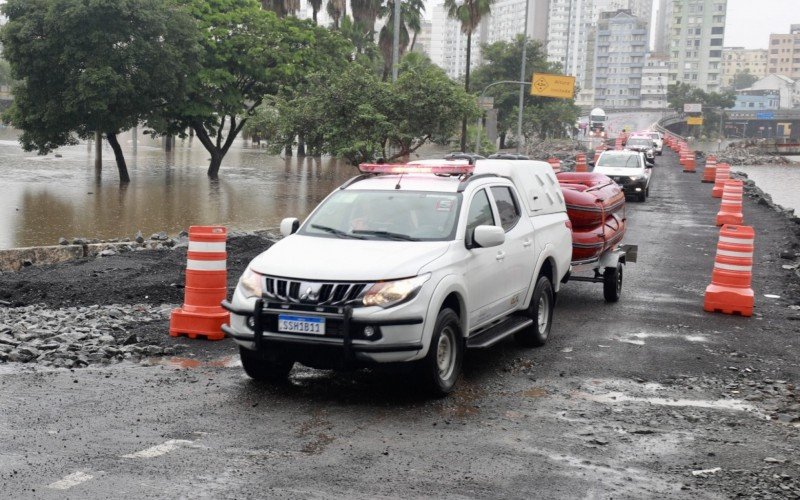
[{"left": 223, "top": 159, "right": 572, "bottom": 395}]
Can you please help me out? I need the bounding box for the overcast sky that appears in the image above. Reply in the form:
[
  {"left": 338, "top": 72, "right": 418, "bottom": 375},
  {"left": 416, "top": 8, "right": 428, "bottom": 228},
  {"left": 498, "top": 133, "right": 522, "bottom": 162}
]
[{"left": 725, "top": 0, "right": 798, "bottom": 49}]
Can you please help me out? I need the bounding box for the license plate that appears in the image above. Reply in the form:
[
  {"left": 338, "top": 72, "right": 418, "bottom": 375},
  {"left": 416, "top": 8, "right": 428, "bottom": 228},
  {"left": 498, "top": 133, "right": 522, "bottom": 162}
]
[{"left": 277, "top": 315, "right": 325, "bottom": 335}]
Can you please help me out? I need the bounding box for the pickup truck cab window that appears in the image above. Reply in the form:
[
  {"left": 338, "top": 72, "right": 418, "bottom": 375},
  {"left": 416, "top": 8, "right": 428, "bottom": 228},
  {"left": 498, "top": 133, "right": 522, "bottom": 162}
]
[
  {"left": 490, "top": 186, "right": 521, "bottom": 232},
  {"left": 465, "top": 189, "right": 495, "bottom": 247}
]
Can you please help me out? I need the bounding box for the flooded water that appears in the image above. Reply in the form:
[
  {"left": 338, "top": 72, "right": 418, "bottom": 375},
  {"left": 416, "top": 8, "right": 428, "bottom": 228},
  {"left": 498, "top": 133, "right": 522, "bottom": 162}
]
[
  {"left": 0, "top": 128, "right": 362, "bottom": 249},
  {"left": 733, "top": 158, "right": 800, "bottom": 213}
]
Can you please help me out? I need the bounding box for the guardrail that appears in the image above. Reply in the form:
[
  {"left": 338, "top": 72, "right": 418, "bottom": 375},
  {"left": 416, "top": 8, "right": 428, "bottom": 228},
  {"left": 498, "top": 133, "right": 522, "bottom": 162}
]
[{"left": 655, "top": 113, "right": 687, "bottom": 141}]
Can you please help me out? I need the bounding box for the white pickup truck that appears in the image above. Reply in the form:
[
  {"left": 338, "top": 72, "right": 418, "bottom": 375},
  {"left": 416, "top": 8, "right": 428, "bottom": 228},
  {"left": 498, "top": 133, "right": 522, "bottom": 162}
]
[{"left": 222, "top": 159, "right": 572, "bottom": 395}]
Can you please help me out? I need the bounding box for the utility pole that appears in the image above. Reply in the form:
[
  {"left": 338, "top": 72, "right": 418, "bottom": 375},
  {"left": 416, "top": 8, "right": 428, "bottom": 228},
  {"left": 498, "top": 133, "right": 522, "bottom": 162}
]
[
  {"left": 392, "top": 0, "right": 401, "bottom": 83},
  {"left": 516, "top": 0, "right": 531, "bottom": 153}
]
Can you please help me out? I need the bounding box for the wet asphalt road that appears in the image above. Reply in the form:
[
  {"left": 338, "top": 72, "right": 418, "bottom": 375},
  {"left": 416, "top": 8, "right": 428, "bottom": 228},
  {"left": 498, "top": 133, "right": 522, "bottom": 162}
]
[{"left": 2, "top": 148, "right": 800, "bottom": 499}]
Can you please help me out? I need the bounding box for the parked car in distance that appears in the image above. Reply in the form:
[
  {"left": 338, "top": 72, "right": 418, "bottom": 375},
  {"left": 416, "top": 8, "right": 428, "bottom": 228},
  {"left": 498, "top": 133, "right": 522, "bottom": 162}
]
[
  {"left": 593, "top": 150, "right": 652, "bottom": 202},
  {"left": 222, "top": 159, "right": 573, "bottom": 395}
]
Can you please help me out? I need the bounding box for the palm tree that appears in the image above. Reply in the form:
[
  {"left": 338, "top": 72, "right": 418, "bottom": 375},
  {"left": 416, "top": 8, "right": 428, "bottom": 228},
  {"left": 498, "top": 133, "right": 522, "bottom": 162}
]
[
  {"left": 444, "top": 0, "right": 493, "bottom": 151},
  {"left": 327, "top": 0, "right": 346, "bottom": 29},
  {"left": 261, "top": 0, "right": 300, "bottom": 17},
  {"left": 378, "top": 0, "right": 425, "bottom": 80},
  {"left": 351, "top": 0, "right": 382, "bottom": 39},
  {"left": 309, "top": 0, "right": 323, "bottom": 24}
]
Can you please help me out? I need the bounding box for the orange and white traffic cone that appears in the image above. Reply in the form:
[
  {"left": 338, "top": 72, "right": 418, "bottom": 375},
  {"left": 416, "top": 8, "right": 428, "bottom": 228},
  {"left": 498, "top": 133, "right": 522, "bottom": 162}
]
[
  {"left": 547, "top": 157, "right": 562, "bottom": 173},
  {"left": 704, "top": 224, "right": 755, "bottom": 316},
  {"left": 716, "top": 180, "right": 744, "bottom": 226},
  {"left": 575, "top": 153, "right": 587, "bottom": 172},
  {"left": 169, "top": 226, "right": 230, "bottom": 340},
  {"left": 683, "top": 151, "right": 696, "bottom": 173},
  {"left": 702, "top": 155, "right": 717, "bottom": 183},
  {"left": 712, "top": 163, "right": 731, "bottom": 198}
]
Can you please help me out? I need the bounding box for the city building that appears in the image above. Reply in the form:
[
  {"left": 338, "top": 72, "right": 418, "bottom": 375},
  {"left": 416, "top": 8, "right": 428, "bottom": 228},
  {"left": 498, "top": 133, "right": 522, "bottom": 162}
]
[
  {"left": 667, "top": 0, "right": 727, "bottom": 92},
  {"left": 546, "top": 0, "right": 595, "bottom": 82},
  {"left": 429, "top": 3, "right": 482, "bottom": 80},
  {"left": 413, "top": 20, "right": 433, "bottom": 55},
  {"left": 731, "top": 89, "right": 780, "bottom": 111},
  {"left": 653, "top": 0, "right": 673, "bottom": 56},
  {"left": 592, "top": 0, "right": 653, "bottom": 30},
  {"left": 746, "top": 74, "right": 798, "bottom": 109},
  {"left": 766, "top": 25, "right": 800, "bottom": 81},
  {"left": 593, "top": 9, "right": 649, "bottom": 108},
  {"left": 641, "top": 55, "right": 669, "bottom": 108},
  {"left": 720, "top": 47, "right": 768, "bottom": 89},
  {"left": 427, "top": 0, "right": 548, "bottom": 81}
]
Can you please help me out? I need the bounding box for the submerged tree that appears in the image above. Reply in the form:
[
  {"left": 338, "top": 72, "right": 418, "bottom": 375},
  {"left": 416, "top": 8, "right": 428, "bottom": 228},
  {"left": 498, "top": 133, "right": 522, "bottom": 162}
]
[{"left": 0, "top": 0, "right": 200, "bottom": 182}]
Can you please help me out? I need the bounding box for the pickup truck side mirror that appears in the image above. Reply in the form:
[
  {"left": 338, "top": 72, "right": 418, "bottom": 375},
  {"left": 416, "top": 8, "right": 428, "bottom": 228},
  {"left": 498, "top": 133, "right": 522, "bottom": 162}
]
[
  {"left": 472, "top": 225, "right": 505, "bottom": 248},
  {"left": 280, "top": 217, "right": 300, "bottom": 237}
]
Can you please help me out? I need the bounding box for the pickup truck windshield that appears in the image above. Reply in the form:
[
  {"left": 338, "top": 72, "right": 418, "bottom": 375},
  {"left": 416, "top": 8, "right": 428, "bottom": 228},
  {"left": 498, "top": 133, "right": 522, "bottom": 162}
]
[
  {"left": 597, "top": 154, "right": 641, "bottom": 168},
  {"left": 300, "top": 190, "right": 461, "bottom": 241}
]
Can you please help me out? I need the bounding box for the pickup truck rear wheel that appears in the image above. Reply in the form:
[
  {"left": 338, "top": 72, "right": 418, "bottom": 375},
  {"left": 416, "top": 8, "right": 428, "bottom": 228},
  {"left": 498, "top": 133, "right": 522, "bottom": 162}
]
[
  {"left": 239, "top": 346, "right": 294, "bottom": 382},
  {"left": 515, "top": 275, "right": 554, "bottom": 347},
  {"left": 419, "top": 308, "right": 463, "bottom": 396}
]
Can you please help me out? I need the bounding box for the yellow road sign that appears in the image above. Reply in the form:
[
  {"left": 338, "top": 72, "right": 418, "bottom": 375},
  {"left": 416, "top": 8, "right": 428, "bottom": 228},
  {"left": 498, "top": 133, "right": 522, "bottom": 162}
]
[
  {"left": 687, "top": 116, "right": 704, "bottom": 125},
  {"left": 530, "top": 73, "right": 576, "bottom": 99}
]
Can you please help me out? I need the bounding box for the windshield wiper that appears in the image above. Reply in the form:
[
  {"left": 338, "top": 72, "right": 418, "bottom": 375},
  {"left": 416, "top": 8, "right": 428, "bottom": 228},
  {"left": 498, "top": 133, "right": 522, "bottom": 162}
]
[
  {"left": 352, "top": 229, "right": 419, "bottom": 241},
  {"left": 310, "top": 224, "right": 364, "bottom": 239}
]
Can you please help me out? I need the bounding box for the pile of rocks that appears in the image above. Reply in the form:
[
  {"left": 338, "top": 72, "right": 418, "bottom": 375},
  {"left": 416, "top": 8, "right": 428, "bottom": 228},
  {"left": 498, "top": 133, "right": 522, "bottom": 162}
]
[
  {"left": 0, "top": 303, "right": 183, "bottom": 368},
  {"left": 718, "top": 142, "right": 797, "bottom": 166},
  {"left": 525, "top": 139, "right": 589, "bottom": 163},
  {"left": 57, "top": 230, "right": 190, "bottom": 256}
]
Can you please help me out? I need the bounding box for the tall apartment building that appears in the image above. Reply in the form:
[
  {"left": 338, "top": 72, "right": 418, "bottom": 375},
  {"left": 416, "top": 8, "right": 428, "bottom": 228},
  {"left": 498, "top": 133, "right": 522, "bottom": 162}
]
[
  {"left": 641, "top": 55, "right": 669, "bottom": 107},
  {"left": 653, "top": 0, "right": 673, "bottom": 56},
  {"left": 667, "top": 0, "right": 727, "bottom": 92},
  {"left": 766, "top": 25, "right": 800, "bottom": 81},
  {"left": 593, "top": 0, "right": 653, "bottom": 29},
  {"left": 593, "top": 10, "right": 649, "bottom": 108},
  {"left": 546, "top": 0, "right": 595, "bottom": 81},
  {"left": 720, "top": 47, "right": 768, "bottom": 89},
  {"left": 428, "top": 1, "right": 548, "bottom": 81},
  {"left": 413, "top": 21, "right": 433, "bottom": 55}
]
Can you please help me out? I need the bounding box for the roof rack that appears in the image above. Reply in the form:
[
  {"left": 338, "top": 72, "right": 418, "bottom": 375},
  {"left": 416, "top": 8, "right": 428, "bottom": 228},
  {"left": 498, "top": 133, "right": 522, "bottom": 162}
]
[
  {"left": 444, "top": 152, "right": 485, "bottom": 164},
  {"left": 487, "top": 153, "right": 531, "bottom": 160}
]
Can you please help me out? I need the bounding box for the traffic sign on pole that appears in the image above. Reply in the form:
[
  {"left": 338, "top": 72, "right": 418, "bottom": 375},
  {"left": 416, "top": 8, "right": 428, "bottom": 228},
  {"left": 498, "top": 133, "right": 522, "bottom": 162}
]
[{"left": 530, "top": 73, "right": 575, "bottom": 99}]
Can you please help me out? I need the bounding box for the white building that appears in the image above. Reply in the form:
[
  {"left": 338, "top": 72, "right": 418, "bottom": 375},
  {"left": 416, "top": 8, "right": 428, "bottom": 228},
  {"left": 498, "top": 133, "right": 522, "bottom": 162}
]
[
  {"left": 546, "top": 0, "right": 594, "bottom": 81},
  {"left": 747, "top": 74, "right": 798, "bottom": 109},
  {"left": 429, "top": 3, "right": 482, "bottom": 80},
  {"left": 667, "top": 0, "right": 728, "bottom": 93},
  {"left": 641, "top": 55, "right": 669, "bottom": 108}
]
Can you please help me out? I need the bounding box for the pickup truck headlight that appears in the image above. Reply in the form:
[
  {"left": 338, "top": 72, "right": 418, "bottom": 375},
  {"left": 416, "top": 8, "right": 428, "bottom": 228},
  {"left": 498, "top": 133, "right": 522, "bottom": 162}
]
[
  {"left": 629, "top": 175, "right": 646, "bottom": 181},
  {"left": 238, "top": 268, "right": 263, "bottom": 299},
  {"left": 363, "top": 274, "right": 430, "bottom": 308}
]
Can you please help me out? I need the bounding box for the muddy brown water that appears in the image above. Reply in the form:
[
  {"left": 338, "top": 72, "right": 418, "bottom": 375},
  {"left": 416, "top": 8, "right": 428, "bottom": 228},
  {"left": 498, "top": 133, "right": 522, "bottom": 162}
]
[{"left": 0, "top": 128, "right": 362, "bottom": 249}]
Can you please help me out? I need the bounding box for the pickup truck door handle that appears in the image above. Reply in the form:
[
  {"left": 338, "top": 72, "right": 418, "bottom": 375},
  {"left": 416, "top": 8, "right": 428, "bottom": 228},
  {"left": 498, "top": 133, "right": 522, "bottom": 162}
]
[
  {"left": 522, "top": 239, "right": 532, "bottom": 248},
  {"left": 495, "top": 251, "right": 506, "bottom": 262}
]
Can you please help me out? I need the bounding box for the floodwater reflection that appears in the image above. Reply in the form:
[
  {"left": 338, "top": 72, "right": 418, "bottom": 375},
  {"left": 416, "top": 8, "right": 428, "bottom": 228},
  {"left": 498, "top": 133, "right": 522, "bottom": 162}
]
[{"left": 0, "top": 128, "right": 359, "bottom": 249}]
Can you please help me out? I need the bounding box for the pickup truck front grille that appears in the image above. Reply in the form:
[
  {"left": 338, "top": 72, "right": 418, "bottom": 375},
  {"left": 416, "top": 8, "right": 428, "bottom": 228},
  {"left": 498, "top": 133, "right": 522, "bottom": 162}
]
[{"left": 263, "top": 276, "right": 371, "bottom": 307}]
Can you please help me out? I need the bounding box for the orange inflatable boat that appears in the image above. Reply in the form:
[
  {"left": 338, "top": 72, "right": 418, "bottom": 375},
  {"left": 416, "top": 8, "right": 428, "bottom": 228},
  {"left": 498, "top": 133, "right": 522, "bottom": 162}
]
[{"left": 557, "top": 172, "right": 625, "bottom": 228}]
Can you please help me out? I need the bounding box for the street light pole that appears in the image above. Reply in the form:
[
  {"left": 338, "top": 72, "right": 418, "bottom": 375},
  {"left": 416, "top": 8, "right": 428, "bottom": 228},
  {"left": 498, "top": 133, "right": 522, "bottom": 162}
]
[{"left": 516, "top": 0, "right": 531, "bottom": 153}]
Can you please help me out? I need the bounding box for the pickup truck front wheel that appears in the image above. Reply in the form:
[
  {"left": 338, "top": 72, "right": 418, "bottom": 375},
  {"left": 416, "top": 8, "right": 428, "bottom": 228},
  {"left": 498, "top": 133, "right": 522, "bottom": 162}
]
[
  {"left": 419, "top": 308, "right": 463, "bottom": 396},
  {"left": 239, "top": 346, "right": 294, "bottom": 382},
  {"left": 515, "top": 275, "right": 554, "bottom": 347}
]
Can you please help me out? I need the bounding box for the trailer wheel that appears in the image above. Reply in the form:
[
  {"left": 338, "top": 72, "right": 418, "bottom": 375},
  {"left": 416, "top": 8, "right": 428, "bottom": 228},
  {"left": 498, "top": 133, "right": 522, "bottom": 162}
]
[{"left": 603, "top": 263, "right": 623, "bottom": 303}]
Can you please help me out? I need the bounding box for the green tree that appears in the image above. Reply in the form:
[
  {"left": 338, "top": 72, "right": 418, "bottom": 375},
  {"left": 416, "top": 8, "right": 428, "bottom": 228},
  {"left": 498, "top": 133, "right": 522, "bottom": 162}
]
[
  {"left": 470, "top": 36, "right": 566, "bottom": 148},
  {"left": 277, "top": 54, "right": 477, "bottom": 163},
  {"left": 732, "top": 70, "right": 758, "bottom": 90},
  {"left": 0, "top": 58, "right": 12, "bottom": 88},
  {"left": 0, "top": 0, "right": 199, "bottom": 183},
  {"left": 444, "top": 0, "right": 493, "bottom": 151},
  {"left": 162, "top": 0, "right": 347, "bottom": 177}
]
